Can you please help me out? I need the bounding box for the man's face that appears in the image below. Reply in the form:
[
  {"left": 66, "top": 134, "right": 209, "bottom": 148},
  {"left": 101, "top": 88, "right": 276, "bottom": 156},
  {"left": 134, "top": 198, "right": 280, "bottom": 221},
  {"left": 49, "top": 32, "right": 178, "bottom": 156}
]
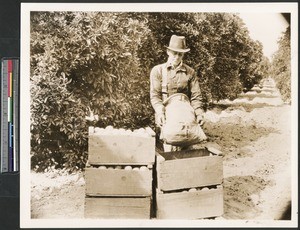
[{"left": 167, "top": 49, "right": 184, "bottom": 67}]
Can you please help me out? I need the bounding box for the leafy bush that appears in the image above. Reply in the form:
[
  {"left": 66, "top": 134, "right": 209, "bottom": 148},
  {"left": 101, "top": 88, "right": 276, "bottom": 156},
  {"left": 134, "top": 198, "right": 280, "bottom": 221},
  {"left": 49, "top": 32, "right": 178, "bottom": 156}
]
[{"left": 30, "top": 12, "right": 153, "bottom": 172}]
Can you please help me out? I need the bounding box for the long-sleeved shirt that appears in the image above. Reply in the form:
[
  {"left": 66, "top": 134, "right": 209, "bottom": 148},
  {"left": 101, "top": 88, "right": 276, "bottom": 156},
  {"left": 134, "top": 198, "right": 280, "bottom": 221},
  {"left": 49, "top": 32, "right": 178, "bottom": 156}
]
[{"left": 150, "top": 61, "right": 204, "bottom": 117}]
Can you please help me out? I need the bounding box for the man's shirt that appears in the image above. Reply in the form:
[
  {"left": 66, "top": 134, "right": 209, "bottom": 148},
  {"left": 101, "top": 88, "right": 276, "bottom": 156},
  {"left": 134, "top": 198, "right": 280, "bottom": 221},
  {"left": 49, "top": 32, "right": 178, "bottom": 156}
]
[{"left": 150, "top": 61, "right": 204, "bottom": 117}]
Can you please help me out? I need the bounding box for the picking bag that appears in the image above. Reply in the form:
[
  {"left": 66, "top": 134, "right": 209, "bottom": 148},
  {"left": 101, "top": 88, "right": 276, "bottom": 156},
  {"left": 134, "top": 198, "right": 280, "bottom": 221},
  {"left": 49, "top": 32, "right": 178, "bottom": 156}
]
[{"left": 161, "top": 93, "right": 207, "bottom": 146}]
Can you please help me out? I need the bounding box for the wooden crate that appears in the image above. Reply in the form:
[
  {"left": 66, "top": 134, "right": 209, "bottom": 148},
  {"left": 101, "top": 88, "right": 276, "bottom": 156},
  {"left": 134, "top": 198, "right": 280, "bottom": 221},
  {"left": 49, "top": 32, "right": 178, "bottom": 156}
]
[
  {"left": 84, "top": 196, "right": 151, "bottom": 219},
  {"left": 85, "top": 167, "right": 153, "bottom": 197},
  {"left": 156, "top": 186, "right": 224, "bottom": 219},
  {"left": 88, "top": 132, "right": 155, "bottom": 165},
  {"left": 156, "top": 148, "right": 223, "bottom": 192}
]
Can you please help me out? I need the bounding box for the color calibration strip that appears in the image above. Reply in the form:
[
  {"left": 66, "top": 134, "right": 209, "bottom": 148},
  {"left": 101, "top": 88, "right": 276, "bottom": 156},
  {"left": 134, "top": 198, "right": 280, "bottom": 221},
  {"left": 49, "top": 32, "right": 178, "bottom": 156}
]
[{"left": 1, "top": 58, "right": 19, "bottom": 173}]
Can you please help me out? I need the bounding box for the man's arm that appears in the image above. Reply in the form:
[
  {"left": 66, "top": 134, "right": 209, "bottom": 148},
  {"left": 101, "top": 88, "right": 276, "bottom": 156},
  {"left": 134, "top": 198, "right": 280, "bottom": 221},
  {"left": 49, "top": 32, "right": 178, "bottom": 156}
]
[
  {"left": 150, "top": 65, "right": 165, "bottom": 115},
  {"left": 189, "top": 70, "right": 205, "bottom": 123},
  {"left": 150, "top": 65, "right": 166, "bottom": 127}
]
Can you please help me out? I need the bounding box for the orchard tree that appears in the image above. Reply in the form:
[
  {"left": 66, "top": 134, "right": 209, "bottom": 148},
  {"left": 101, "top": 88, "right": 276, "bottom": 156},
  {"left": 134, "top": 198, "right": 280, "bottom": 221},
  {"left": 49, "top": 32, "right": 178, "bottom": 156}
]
[
  {"left": 271, "top": 26, "right": 291, "bottom": 102},
  {"left": 194, "top": 13, "right": 264, "bottom": 103},
  {"left": 258, "top": 56, "right": 271, "bottom": 81},
  {"left": 30, "top": 12, "right": 153, "bottom": 171},
  {"left": 240, "top": 39, "right": 265, "bottom": 90},
  {"left": 199, "top": 13, "right": 245, "bottom": 101}
]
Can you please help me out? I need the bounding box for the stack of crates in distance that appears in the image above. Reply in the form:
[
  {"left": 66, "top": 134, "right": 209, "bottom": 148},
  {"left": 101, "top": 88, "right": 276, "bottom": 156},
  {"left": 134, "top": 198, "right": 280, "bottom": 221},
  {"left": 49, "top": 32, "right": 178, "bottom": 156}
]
[
  {"left": 84, "top": 126, "right": 156, "bottom": 219},
  {"left": 155, "top": 147, "right": 224, "bottom": 219}
]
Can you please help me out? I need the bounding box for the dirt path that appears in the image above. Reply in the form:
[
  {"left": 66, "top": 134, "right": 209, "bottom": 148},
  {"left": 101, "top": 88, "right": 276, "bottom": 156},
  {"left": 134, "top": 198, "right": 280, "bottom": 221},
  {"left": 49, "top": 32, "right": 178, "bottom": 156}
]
[
  {"left": 30, "top": 78, "right": 292, "bottom": 221},
  {"left": 202, "top": 79, "right": 292, "bottom": 220}
]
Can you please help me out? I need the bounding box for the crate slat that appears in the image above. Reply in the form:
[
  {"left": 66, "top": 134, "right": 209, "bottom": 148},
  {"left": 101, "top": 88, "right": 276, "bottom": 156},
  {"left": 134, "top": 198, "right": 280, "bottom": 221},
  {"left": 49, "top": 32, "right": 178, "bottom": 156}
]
[
  {"left": 84, "top": 196, "right": 151, "bottom": 219},
  {"left": 88, "top": 135, "right": 155, "bottom": 165},
  {"left": 156, "top": 186, "right": 224, "bottom": 219},
  {"left": 85, "top": 167, "right": 152, "bottom": 196},
  {"left": 157, "top": 149, "right": 223, "bottom": 191}
]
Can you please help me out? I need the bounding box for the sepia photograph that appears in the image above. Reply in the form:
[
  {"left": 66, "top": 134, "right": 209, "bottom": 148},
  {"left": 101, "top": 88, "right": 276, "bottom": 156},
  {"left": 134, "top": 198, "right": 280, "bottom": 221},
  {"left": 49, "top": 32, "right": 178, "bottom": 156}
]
[{"left": 20, "top": 2, "right": 298, "bottom": 228}]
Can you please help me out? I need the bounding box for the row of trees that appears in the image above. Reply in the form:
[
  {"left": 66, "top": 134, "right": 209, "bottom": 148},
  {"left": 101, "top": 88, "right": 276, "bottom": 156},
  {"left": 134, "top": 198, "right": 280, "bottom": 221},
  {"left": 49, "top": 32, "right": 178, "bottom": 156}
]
[
  {"left": 30, "top": 12, "right": 269, "bottom": 171},
  {"left": 270, "top": 26, "right": 291, "bottom": 102}
]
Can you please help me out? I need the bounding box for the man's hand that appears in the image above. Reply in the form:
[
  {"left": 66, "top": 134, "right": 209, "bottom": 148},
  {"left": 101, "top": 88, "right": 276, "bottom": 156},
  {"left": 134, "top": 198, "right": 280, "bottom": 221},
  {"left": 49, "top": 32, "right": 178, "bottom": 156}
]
[
  {"left": 155, "top": 112, "right": 166, "bottom": 127},
  {"left": 196, "top": 114, "right": 205, "bottom": 126}
]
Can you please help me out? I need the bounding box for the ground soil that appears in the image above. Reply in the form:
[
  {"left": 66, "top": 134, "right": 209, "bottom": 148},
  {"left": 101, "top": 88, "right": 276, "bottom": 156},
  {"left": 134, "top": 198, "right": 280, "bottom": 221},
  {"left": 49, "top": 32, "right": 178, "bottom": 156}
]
[{"left": 30, "top": 78, "right": 293, "bottom": 222}]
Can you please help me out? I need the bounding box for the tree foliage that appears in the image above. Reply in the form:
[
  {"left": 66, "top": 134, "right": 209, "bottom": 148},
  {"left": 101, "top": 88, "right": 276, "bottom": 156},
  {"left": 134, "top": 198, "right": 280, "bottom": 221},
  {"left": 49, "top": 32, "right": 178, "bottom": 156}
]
[
  {"left": 30, "top": 11, "right": 268, "bottom": 171},
  {"left": 270, "top": 26, "right": 291, "bottom": 102},
  {"left": 30, "top": 12, "right": 153, "bottom": 171}
]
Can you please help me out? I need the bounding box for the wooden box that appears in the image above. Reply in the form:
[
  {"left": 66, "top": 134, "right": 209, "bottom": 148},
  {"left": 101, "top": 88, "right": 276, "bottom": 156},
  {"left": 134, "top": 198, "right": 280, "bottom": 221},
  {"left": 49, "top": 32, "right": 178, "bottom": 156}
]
[
  {"left": 88, "top": 127, "right": 155, "bottom": 165},
  {"left": 156, "top": 148, "right": 223, "bottom": 192},
  {"left": 156, "top": 186, "right": 224, "bottom": 219},
  {"left": 85, "top": 166, "right": 153, "bottom": 197},
  {"left": 84, "top": 196, "right": 151, "bottom": 219}
]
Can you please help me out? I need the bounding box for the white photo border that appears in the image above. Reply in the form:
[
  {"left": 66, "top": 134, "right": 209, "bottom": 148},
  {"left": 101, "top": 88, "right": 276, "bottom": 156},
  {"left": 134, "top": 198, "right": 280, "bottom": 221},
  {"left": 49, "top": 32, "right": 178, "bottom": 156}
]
[{"left": 20, "top": 2, "right": 298, "bottom": 228}]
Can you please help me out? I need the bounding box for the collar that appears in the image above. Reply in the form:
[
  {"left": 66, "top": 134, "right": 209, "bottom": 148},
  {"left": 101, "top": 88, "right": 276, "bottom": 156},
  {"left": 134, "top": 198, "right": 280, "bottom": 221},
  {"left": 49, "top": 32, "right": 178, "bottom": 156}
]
[{"left": 165, "top": 61, "right": 186, "bottom": 72}]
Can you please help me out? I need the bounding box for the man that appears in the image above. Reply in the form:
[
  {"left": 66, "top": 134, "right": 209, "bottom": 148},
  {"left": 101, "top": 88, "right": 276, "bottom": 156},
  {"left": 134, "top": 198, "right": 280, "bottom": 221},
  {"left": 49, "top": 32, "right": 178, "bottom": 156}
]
[{"left": 150, "top": 35, "right": 205, "bottom": 151}]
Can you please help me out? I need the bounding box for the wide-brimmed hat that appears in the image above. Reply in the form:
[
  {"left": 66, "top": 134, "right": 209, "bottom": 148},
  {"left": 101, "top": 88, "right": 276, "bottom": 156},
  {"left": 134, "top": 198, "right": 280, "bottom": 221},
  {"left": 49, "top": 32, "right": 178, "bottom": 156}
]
[{"left": 166, "top": 35, "right": 190, "bottom": 53}]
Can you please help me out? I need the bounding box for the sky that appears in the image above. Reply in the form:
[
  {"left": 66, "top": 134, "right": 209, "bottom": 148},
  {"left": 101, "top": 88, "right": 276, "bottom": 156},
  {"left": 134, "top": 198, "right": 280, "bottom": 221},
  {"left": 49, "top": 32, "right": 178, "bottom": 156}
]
[{"left": 238, "top": 13, "right": 289, "bottom": 60}]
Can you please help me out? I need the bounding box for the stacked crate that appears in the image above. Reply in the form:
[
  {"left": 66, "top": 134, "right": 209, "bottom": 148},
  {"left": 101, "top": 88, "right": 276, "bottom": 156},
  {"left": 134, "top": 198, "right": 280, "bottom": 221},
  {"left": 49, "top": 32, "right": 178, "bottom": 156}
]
[
  {"left": 155, "top": 147, "right": 224, "bottom": 219},
  {"left": 84, "top": 126, "right": 156, "bottom": 219}
]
